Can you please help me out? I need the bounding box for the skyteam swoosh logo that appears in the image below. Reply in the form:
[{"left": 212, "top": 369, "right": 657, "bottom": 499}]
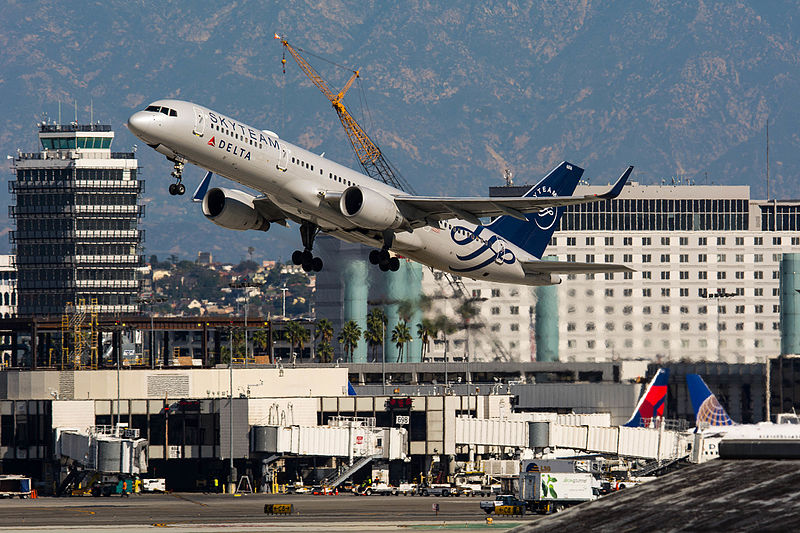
[
  {"left": 448, "top": 225, "right": 515, "bottom": 272},
  {"left": 530, "top": 184, "right": 559, "bottom": 230}
]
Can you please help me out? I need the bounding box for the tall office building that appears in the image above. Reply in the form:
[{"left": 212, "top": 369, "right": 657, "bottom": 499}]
[
  {"left": 420, "top": 181, "right": 800, "bottom": 364},
  {"left": 0, "top": 255, "right": 17, "bottom": 318},
  {"left": 9, "top": 122, "right": 144, "bottom": 316}
]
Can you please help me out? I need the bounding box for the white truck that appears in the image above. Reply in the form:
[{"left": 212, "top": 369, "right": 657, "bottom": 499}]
[
  {"left": 518, "top": 472, "right": 596, "bottom": 514},
  {"left": 361, "top": 482, "right": 398, "bottom": 496}
]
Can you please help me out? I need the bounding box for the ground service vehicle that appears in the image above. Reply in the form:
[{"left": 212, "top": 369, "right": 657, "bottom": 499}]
[
  {"left": 480, "top": 494, "right": 527, "bottom": 514},
  {"left": 361, "top": 482, "right": 397, "bottom": 496},
  {"left": 418, "top": 484, "right": 452, "bottom": 497},
  {"left": 518, "top": 472, "right": 596, "bottom": 514}
]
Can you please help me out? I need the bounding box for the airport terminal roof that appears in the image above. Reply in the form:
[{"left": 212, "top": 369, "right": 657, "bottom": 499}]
[{"left": 511, "top": 459, "right": 800, "bottom": 532}]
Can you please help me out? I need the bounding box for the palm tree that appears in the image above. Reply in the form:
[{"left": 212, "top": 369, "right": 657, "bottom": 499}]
[
  {"left": 315, "top": 318, "right": 334, "bottom": 351},
  {"left": 391, "top": 321, "right": 413, "bottom": 362},
  {"left": 284, "top": 320, "right": 310, "bottom": 362},
  {"left": 337, "top": 320, "right": 362, "bottom": 362},
  {"left": 416, "top": 318, "right": 436, "bottom": 359},
  {"left": 252, "top": 325, "right": 272, "bottom": 362},
  {"left": 365, "top": 308, "right": 388, "bottom": 362},
  {"left": 317, "top": 342, "right": 334, "bottom": 363}
]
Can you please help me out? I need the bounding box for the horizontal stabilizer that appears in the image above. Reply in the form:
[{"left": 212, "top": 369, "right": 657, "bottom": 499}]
[{"left": 521, "top": 260, "right": 633, "bottom": 275}]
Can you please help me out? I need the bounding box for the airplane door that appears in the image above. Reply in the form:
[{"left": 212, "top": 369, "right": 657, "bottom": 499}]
[
  {"left": 192, "top": 107, "right": 206, "bottom": 137},
  {"left": 277, "top": 148, "right": 290, "bottom": 171}
]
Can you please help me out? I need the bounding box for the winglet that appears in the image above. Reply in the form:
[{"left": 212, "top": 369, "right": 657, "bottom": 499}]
[
  {"left": 598, "top": 166, "right": 633, "bottom": 199},
  {"left": 192, "top": 171, "right": 213, "bottom": 202}
]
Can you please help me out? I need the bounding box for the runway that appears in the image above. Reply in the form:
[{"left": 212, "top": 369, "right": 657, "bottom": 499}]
[{"left": 0, "top": 493, "right": 535, "bottom": 532}]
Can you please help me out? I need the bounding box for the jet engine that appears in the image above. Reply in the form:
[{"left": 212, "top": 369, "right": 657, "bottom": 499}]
[
  {"left": 339, "top": 186, "right": 405, "bottom": 230},
  {"left": 202, "top": 188, "right": 271, "bottom": 231}
]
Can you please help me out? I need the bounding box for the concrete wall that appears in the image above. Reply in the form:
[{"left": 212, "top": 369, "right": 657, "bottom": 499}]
[{"left": 0, "top": 368, "right": 350, "bottom": 400}]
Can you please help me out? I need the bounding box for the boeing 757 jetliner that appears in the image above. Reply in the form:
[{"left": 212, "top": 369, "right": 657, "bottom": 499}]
[{"left": 128, "top": 100, "right": 633, "bottom": 285}]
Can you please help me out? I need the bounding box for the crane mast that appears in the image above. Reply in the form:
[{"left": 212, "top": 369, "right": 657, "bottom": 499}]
[{"left": 280, "top": 38, "right": 414, "bottom": 193}]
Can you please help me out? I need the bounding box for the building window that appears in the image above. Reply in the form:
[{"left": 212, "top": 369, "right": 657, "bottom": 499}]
[
  {"left": 472, "top": 289, "right": 481, "bottom": 298},
  {"left": 680, "top": 271, "right": 689, "bottom": 280},
  {"left": 754, "top": 254, "right": 763, "bottom": 262},
  {"left": 717, "top": 271, "right": 726, "bottom": 279},
  {"left": 567, "top": 237, "right": 576, "bottom": 246},
  {"left": 735, "top": 271, "right": 744, "bottom": 279},
  {"left": 699, "top": 237, "right": 707, "bottom": 246},
  {"left": 510, "top": 306, "right": 519, "bottom": 315},
  {"left": 681, "top": 322, "right": 690, "bottom": 331},
  {"left": 661, "top": 271, "right": 670, "bottom": 280},
  {"left": 660, "top": 254, "right": 670, "bottom": 262},
  {"left": 567, "top": 323, "right": 576, "bottom": 331},
  {"left": 699, "top": 271, "right": 707, "bottom": 279},
  {"left": 623, "top": 306, "right": 633, "bottom": 315},
  {"left": 736, "top": 237, "right": 744, "bottom": 245},
  {"left": 605, "top": 237, "right": 614, "bottom": 245},
  {"left": 624, "top": 254, "right": 633, "bottom": 262},
  {"left": 510, "top": 324, "right": 519, "bottom": 332},
  {"left": 642, "top": 289, "right": 651, "bottom": 297},
  {"left": 680, "top": 254, "right": 689, "bottom": 262},
  {"left": 605, "top": 254, "right": 614, "bottom": 262},
  {"left": 605, "top": 289, "right": 614, "bottom": 297},
  {"left": 624, "top": 289, "right": 633, "bottom": 297},
  {"left": 642, "top": 237, "right": 651, "bottom": 246},
  {"left": 736, "top": 323, "right": 744, "bottom": 331},
  {"left": 491, "top": 289, "right": 501, "bottom": 297},
  {"left": 661, "top": 305, "right": 670, "bottom": 314},
  {"left": 698, "top": 254, "right": 707, "bottom": 262},
  {"left": 661, "top": 237, "right": 670, "bottom": 245},
  {"left": 624, "top": 237, "right": 632, "bottom": 246},
  {"left": 754, "top": 271, "right": 764, "bottom": 280},
  {"left": 662, "top": 288, "right": 671, "bottom": 297},
  {"left": 717, "top": 254, "right": 726, "bottom": 262},
  {"left": 491, "top": 307, "right": 500, "bottom": 315},
  {"left": 586, "top": 254, "right": 595, "bottom": 263},
  {"left": 774, "top": 237, "right": 782, "bottom": 245},
  {"left": 699, "top": 323, "right": 707, "bottom": 331},
  {"left": 754, "top": 288, "right": 763, "bottom": 297},
  {"left": 754, "top": 237, "right": 763, "bottom": 245},
  {"left": 699, "top": 306, "right": 708, "bottom": 314},
  {"left": 586, "top": 322, "right": 595, "bottom": 331},
  {"left": 755, "top": 322, "right": 764, "bottom": 331},
  {"left": 642, "top": 271, "right": 652, "bottom": 279},
  {"left": 680, "top": 288, "right": 689, "bottom": 297},
  {"left": 642, "top": 254, "right": 652, "bottom": 262},
  {"left": 718, "top": 237, "right": 726, "bottom": 245},
  {"left": 586, "top": 237, "right": 595, "bottom": 246},
  {"left": 624, "top": 271, "right": 633, "bottom": 280},
  {"left": 643, "top": 306, "right": 651, "bottom": 314},
  {"left": 680, "top": 237, "right": 688, "bottom": 245}
]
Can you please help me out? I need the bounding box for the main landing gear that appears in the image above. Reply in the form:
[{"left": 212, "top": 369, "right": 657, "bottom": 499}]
[
  {"left": 369, "top": 249, "right": 400, "bottom": 272},
  {"left": 168, "top": 159, "right": 186, "bottom": 196},
  {"left": 292, "top": 222, "right": 324, "bottom": 273}
]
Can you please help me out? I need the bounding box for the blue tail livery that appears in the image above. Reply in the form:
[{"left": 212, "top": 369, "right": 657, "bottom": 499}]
[
  {"left": 487, "top": 161, "right": 583, "bottom": 258},
  {"left": 623, "top": 368, "right": 669, "bottom": 427},
  {"left": 687, "top": 374, "right": 734, "bottom": 427},
  {"left": 192, "top": 171, "right": 213, "bottom": 202}
]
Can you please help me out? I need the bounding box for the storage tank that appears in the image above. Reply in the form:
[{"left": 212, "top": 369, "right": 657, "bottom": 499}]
[
  {"left": 780, "top": 254, "right": 800, "bottom": 355},
  {"left": 535, "top": 255, "right": 559, "bottom": 362}
]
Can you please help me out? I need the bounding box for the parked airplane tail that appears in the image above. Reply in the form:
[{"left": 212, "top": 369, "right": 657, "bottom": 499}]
[
  {"left": 687, "top": 374, "right": 734, "bottom": 427},
  {"left": 487, "top": 161, "right": 583, "bottom": 259},
  {"left": 623, "top": 368, "right": 669, "bottom": 427}
]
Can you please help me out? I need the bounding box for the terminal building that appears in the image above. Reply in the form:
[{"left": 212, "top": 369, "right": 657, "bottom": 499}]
[{"left": 9, "top": 122, "right": 144, "bottom": 316}]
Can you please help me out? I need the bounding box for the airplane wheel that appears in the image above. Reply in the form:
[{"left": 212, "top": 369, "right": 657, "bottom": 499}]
[
  {"left": 177, "top": 183, "right": 185, "bottom": 195},
  {"left": 301, "top": 260, "right": 313, "bottom": 273},
  {"left": 389, "top": 257, "right": 400, "bottom": 272},
  {"left": 301, "top": 250, "right": 313, "bottom": 264},
  {"left": 292, "top": 250, "right": 304, "bottom": 265},
  {"left": 379, "top": 260, "right": 390, "bottom": 272},
  {"left": 369, "top": 250, "right": 380, "bottom": 265},
  {"left": 312, "top": 257, "right": 323, "bottom": 272},
  {"left": 168, "top": 183, "right": 177, "bottom": 195},
  {"left": 379, "top": 249, "right": 390, "bottom": 262}
]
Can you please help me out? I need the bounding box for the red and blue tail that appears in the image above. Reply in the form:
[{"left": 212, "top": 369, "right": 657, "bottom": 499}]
[
  {"left": 623, "top": 368, "right": 669, "bottom": 427},
  {"left": 687, "top": 374, "right": 734, "bottom": 427}
]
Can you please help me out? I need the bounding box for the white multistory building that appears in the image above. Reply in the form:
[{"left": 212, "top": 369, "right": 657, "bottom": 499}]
[
  {"left": 421, "top": 182, "right": 800, "bottom": 364},
  {"left": 0, "top": 255, "right": 17, "bottom": 318}
]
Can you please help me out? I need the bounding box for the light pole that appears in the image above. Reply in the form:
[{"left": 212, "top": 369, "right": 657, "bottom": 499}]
[
  {"left": 137, "top": 295, "right": 166, "bottom": 369},
  {"left": 230, "top": 280, "right": 261, "bottom": 367},
  {"left": 706, "top": 289, "right": 737, "bottom": 361},
  {"left": 280, "top": 284, "right": 288, "bottom": 318}
]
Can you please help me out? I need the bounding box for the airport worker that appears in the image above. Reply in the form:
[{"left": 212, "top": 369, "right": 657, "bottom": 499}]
[{"left": 121, "top": 479, "right": 129, "bottom": 497}]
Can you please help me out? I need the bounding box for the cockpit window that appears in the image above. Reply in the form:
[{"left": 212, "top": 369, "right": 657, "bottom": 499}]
[{"left": 144, "top": 105, "right": 177, "bottom": 117}]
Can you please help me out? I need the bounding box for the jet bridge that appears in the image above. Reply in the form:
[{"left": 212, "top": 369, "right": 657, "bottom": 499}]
[{"left": 56, "top": 425, "right": 148, "bottom": 474}]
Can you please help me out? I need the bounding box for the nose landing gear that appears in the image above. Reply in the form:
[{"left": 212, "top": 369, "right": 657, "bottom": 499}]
[{"left": 168, "top": 159, "right": 186, "bottom": 195}]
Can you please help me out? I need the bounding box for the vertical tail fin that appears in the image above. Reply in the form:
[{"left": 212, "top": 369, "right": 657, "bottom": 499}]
[
  {"left": 487, "top": 161, "right": 583, "bottom": 259},
  {"left": 687, "top": 374, "right": 734, "bottom": 427},
  {"left": 623, "top": 368, "right": 669, "bottom": 427}
]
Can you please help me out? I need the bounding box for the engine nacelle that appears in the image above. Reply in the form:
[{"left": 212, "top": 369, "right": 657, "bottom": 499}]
[
  {"left": 339, "top": 186, "right": 405, "bottom": 230},
  {"left": 202, "top": 188, "right": 270, "bottom": 231}
]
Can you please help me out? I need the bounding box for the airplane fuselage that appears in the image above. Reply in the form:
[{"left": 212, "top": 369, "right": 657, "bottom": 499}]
[{"left": 128, "top": 99, "right": 557, "bottom": 286}]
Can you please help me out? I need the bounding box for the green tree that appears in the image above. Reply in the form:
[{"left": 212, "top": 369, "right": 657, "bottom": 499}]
[
  {"left": 284, "top": 320, "right": 310, "bottom": 361},
  {"left": 365, "top": 308, "right": 388, "bottom": 362},
  {"left": 317, "top": 342, "right": 334, "bottom": 363},
  {"left": 315, "top": 318, "right": 334, "bottom": 350},
  {"left": 338, "top": 320, "right": 362, "bottom": 363},
  {"left": 252, "top": 325, "right": 271, "bottom": 361},
  {"left": 391, "top": 321, "right": 413, "bottom": 363},
  {"left": 416, "top": 318, "right": 436, "bottom": 358}
]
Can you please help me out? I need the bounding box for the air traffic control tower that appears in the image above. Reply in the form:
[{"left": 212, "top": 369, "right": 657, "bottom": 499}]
[{"left": 9, "top": 122, "right": 144, "bottom": 316}]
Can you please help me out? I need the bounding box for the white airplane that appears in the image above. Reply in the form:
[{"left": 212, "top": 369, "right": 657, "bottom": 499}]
[{"left": 127, "top": 99, "right": 633, "bottom": 285}]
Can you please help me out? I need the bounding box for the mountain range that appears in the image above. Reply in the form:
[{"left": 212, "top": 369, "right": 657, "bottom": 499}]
[{"left": 1, "top": 0, "right": 798, "bottom": 262}]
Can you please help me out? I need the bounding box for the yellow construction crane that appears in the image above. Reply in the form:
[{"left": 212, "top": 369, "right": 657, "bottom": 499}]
[{"left": 279, "top": 37, "right": 415, "bottom": 193}]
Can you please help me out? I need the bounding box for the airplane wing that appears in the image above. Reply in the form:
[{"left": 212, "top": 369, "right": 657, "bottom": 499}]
[
  {"left": 394, "top": 166, "right": 633, "bottom": 226},
  {"left": 521, "top": 260, "right": 634, "bottom": 275},
  {"left": 253, "top": 197, "right": 290, "bottom": 226}
]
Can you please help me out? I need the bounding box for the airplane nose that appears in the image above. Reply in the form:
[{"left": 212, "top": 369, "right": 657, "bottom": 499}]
[{"left": 127, "top": 111, "right": 153, "bottom": 139}]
